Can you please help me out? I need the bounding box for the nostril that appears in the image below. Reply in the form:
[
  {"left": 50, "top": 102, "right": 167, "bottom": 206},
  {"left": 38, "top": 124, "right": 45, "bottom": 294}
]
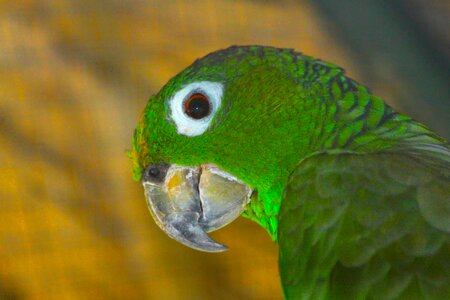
[
  {"left": 148, "top": 166, "right": 160, "bottom": 178},
  {"left": 142, "top": 163, "right": 170, "bottom": 183}
]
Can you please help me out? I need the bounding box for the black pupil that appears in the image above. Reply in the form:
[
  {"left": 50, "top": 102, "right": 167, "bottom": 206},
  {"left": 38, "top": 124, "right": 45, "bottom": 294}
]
[{"left": 186, "top": 95, "right": 210, "bottom": 119}]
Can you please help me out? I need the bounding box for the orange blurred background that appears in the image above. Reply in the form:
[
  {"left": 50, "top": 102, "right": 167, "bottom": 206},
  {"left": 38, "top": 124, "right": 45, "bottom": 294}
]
[{"left": 0, "top": 0, "right": 448, "bottom": 299}]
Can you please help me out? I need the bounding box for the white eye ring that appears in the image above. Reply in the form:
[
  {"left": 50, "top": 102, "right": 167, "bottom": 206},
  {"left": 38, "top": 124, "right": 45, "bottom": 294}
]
[{"left": 169, "top": 81, "right": 223, "bottom": 137}]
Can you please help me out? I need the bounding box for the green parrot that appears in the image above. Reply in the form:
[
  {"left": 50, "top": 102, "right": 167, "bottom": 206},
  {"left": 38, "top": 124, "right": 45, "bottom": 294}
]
[{"left": 130, "top": 46, "right": 449, "bottom": 299}]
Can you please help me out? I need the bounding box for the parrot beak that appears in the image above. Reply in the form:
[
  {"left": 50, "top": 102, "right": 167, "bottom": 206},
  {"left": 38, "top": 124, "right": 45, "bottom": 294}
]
[{"left": 141, "top": 164, "right": 252, "bottom": 252}]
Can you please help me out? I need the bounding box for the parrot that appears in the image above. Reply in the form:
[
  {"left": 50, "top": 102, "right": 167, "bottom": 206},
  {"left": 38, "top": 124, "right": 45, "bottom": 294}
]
[{"left": 130, "top": 46, "right": 450, "bottom": 299}]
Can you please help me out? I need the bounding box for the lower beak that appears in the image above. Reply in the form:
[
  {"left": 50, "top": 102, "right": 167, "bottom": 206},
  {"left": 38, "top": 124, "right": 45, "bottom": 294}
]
[{"left": 141, "top": 164, "right": 252, "bottom": 252}]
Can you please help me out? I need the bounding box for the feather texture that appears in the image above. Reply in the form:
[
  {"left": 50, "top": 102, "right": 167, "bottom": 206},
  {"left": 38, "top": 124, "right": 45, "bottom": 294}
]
[{"left": 279, "top": 151, "right": 450, "bottom": 299}]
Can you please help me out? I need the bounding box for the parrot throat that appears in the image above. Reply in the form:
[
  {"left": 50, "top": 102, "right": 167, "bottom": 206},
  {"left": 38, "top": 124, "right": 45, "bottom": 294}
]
[{"left": 242, "top": 186, "right": 284, "bottom": 241}]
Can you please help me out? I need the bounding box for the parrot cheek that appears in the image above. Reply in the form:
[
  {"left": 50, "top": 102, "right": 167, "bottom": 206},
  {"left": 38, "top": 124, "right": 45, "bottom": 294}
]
[{"left": 141, "top": 164, "right": 252, "bottom": 252}]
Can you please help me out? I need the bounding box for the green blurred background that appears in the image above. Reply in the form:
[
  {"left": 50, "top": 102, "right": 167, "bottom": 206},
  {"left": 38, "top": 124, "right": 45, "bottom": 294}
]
[{"left": 0, "top": 0, "right": 448, "bottom": 299}]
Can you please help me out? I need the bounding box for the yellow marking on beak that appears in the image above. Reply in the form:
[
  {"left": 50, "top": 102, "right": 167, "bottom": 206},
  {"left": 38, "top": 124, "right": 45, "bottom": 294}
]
[{"left": 167, "top": 172, "right": 183, "bottom": 192}]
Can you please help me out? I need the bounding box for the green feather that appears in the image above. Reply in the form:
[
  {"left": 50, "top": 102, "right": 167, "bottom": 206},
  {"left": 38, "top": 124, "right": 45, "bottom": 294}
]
[
  {"left": 279, "top": 153, "right": 449, "bottom": 299},
  {"left": 131, "top": 46, "right": 450, "bottom": 299}
]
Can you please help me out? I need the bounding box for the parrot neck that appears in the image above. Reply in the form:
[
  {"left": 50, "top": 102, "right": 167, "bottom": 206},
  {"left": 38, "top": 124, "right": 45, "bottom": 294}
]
[
  {"left": 243, "top": 87, "right": 446, "bottom": 242},
  {"left": 319, "top": 96, "right": 446, "bottom": 155}
]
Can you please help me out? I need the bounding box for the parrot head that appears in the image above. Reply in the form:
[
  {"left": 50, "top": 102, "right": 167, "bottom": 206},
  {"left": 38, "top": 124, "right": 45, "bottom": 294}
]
[{"left": 131, "top": 46, "right": 334, "bottom": 251}]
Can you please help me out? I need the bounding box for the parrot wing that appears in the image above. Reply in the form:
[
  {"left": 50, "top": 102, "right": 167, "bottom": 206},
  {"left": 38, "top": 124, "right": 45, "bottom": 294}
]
[{"left": 278, "top": 149, "right": 450, "bottom": 300}]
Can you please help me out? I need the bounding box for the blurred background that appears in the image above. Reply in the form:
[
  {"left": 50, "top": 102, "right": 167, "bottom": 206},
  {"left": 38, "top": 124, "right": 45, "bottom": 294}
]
[{"left": 0, "top": 0, "right": 448, "bottom": 299}]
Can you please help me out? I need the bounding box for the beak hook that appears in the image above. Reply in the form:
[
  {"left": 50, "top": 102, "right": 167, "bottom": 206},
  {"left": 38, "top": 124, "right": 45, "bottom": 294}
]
[
  {"left": 142, "top": 164, "right": 250, "bottom": 252},
  {"left": 164, "top": 212, "right": 227, "bottom": 252}
]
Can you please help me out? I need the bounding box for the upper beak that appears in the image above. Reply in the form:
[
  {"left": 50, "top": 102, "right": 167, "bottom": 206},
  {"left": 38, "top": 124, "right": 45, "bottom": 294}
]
[{"left": 141, "top": 164, "right": 252, "bottom": 252}]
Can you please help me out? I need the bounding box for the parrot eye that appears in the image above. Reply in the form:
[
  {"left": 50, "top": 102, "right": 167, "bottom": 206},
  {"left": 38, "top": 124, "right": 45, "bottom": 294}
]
[
  {"left": 169, "top": 81, "right": 223, "bottom": 137},
  {"left": 184, "top": 93, "right": 211, "bottom": 119}
]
